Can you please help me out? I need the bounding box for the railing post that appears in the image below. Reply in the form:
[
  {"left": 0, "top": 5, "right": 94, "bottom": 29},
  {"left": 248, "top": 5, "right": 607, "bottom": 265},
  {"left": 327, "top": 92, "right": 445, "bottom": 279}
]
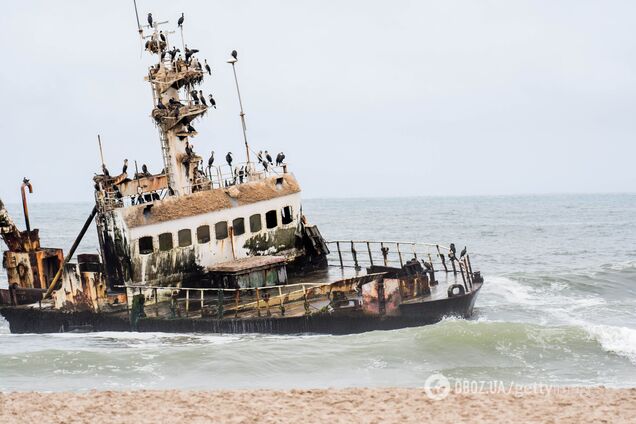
[
  {"left": 278, "top": 286, "right": 285, "bottom": 316},
  {"left": 463, "top": 257, "right": 473, "bottom": 288},
  {"left": 428, "top": 253, "right": 436, "bottom": 284},
  {"left": 336, "top": 241, "right": 344, "bottom": 269},
  {"left": 154, "top": 288, "right": 159, "bottom": 317},
  {"left": 185, "top": 289, "right": 190, "bottom": 317},
  {"left": 459, "top": 261, "right": 469, "bottom": 292},
  {"left": 436, "top": 245, "right": 449, "bottom": 273},
  {"left": 200, "top": 289, "right": 205, "bottom": 318},
  {"left": 412, "top": 243, "right": 417, "bottom": 259},
  {"left": 234, "top": 290, "right": 240, "bottom": 318},
  {"left": 217, "top": 289, "right": 224, "bottom": 319},
  {"left": 397, "top": 243, "right": 404, "bottom": 267},
  {"left": 366, "top": 242, "right": 374, "bottom": 267},
  {"left": 350, "top": 241, "right": 360, "bottom": 270}
]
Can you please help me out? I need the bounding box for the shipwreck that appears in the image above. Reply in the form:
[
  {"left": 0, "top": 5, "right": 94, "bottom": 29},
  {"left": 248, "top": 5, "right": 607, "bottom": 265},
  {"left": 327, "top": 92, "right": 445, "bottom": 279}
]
[{"left": 0, "top": 11, "right": 483, "bottom": 334}]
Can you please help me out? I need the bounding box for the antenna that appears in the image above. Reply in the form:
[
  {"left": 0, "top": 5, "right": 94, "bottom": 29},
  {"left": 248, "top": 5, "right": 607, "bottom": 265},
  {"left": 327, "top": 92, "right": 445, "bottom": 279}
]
[
  {"left": 97, "top": 134, "right": 105, "bottom": 168},
  {"left": 228, "top": 51, "right": 251, "bottom": 165},
  {"left": 132, "top": 0, "right": 142, "bottom": 35}
]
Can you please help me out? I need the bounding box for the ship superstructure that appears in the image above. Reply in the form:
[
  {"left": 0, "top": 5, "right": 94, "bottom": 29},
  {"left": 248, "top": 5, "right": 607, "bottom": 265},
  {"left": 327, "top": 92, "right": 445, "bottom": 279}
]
[{"left": 92, "top": 16, "right": 328, "bottom": 292}]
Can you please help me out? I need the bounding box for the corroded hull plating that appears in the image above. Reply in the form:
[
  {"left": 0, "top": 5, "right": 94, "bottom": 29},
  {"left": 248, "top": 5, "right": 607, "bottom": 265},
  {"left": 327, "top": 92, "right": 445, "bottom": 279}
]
[{"left": 0, "top": 283, "right": 481, "bottom": 335}]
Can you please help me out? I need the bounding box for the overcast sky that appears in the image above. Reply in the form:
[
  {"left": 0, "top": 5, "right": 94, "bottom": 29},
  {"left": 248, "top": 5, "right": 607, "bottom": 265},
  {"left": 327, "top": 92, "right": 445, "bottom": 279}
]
[{"left": 0, "top": 0, "right": 634, "bottom": 203}]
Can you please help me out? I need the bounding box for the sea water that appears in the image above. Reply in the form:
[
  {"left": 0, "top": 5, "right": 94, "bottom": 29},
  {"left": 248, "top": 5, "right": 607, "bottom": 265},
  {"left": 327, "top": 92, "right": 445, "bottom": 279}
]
[{"left": 0, "top": 194, "right": 635, "bottom": 391}]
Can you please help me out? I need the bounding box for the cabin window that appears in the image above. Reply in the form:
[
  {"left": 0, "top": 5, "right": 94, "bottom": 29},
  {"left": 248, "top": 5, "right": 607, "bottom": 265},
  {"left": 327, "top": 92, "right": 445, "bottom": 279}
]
[
  {"left": 215, "top": 221, "right": 228, "bottom": 240},
  {"left": 266, "top": 210, "right": 278, "bottom": 229},
  {"left": 178, "top": 229, "right": 192, "bottom": 247},
  {"left": 158, "top": 233, "right": 173, "bottom": 251},
  {"left": 139, "top": 236, "right": 154, "bottom": 255},
  {"left": 197, "top": 225, "right": 211, "bottom": 243},
  {"left": 281, "top": 206, "right": 293, "bottom": 225},
  {"left": 233, "top": 218, "right": 245, "bottom": 236},
  {"left": 249, "top": 214, "right": 262, "bottom": 233}
]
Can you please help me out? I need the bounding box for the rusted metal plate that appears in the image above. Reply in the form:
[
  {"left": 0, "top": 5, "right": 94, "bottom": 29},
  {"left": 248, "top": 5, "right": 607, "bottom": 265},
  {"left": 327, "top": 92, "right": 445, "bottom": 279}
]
[{"left": 209, "top": 256, "right": 286, "bottom": 273}]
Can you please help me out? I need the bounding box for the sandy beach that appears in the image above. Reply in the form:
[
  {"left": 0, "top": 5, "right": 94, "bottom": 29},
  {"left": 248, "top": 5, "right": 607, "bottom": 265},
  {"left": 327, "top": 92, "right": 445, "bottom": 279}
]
[{"left": 1, "top": 387, "right": 634, "bottom": 423}]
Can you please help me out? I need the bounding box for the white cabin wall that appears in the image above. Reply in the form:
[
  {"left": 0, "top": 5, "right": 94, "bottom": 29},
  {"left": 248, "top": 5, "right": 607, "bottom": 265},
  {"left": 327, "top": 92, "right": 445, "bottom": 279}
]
[{"left": 123, "top": 192, "right": 302, "bottom": 284}]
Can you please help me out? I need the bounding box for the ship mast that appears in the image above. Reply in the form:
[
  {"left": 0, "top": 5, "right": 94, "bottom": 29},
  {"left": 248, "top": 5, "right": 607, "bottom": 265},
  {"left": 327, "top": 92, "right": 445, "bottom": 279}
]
[
  {"left": 228, "top": 52, "right": 251, "bottom": 166},
  {"left": 140, "top": 12, "right": 209, "bottom": 197}
]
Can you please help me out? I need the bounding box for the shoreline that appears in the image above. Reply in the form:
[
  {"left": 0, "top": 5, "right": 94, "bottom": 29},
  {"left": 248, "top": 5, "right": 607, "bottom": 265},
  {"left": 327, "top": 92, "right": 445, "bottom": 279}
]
[{"left": 1, "top": 387, "right": 635, "bottom": 423}]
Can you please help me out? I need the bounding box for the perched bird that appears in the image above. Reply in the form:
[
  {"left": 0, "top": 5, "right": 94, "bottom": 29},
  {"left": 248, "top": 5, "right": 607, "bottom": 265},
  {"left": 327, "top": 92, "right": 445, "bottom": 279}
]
[
  {"left": 156, "top": 99, "right": 166, "bottom": 109},
  {"left": 422, "top": 261, "right": 433, "bottom": 271},
  {"left": 159, "top": 31, "right": 166, "bottom": 42},
  {"left": 231, "top": 50, "right": 238, "bottom": 60},
  {"left": 448, "top": 243, "right": 457, "bottom": 261},
  {"left": 185, "top": 46, "right": 199, "bottom": 61},
  {"left": 147, "top": 13, "right": 153, "bottom": 27},
  {"left": 226, "top": 152, "right": 233, "bottom": 167},
  {"left": 177, "top": 12, "right": 184, "bottom": 27},
  {"left": 102, "top": 164, "right": 110, "bottom": 177},
  {"left": 122, "top": 159, "right": 128, "bottom": 174},
  {"left": 208, "top": 151, "right": 215, "bottom": 168},
  {"left": 262, "top": 160, "right": 269, "bottom": 171},
  {"left": 142, "top": 164, "right": 150, "bottom": 176},
  {"left": 265, "top": 151, "right": 273, "bottom": 164},
  {"left": 190, "top": 90, "right": 199, "bottom": 103},
  {"left": 168, "top": 47, "right": 180, "bottom": 61},
  {"left": 204, "top": 59, "right": 211, "bottom": 75},
  {"left": 257, "top": 150, "right": 263, "bottom": 164},
  {"left": 275, "top": 152, "right": 285, "bottom": 166},
  {"left": 208, "top": 94, "right": 216, "bottom": 109},
  {"left": 199, "top": 90, "right": 207, "bottom": 107},
  {"left": 185, "top": 141, "right": 192, "bottom": 156},
  {"left": 460, "top": 246, "right": 467, "bottom": 259}
]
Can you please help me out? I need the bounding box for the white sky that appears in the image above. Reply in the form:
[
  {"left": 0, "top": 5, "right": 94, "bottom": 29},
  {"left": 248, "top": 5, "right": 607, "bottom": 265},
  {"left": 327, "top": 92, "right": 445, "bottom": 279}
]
[{"left": 0, "top": 0, "right": 634, "bottom": 203}]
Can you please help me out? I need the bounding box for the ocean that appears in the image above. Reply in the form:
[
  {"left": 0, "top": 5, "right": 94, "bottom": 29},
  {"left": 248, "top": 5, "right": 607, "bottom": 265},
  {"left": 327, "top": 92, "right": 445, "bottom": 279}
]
[{"left": 1, "top": 194, "right": 635, "bottom": 391}]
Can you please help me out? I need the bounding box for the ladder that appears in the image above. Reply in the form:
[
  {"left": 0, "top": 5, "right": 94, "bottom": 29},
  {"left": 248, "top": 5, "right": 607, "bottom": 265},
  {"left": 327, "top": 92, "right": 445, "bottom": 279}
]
[{"left": 159, "top": 129, "right": 177, "bottom": 195}]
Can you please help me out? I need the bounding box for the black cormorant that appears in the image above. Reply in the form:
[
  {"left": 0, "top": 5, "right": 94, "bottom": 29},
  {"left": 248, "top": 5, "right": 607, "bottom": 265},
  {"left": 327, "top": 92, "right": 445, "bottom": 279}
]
[
  {"left": 178, "top": 13, "right": 184, "bottom": 27},
  {"left": 257, "top": 150, "right": 263, "bottom": 164},
  {"left": 231, "top": 50, "right": 238, "bottom": 60},
  {"left": 147, "top": 13, "right": 153, "bottom": 27},
  {"left": 142, "top": 164, "right": 150, "bottom": 176},
  {"left": 199, "top": 91, "right": 207, "bottom": 107},
  {"left": 159, "top": 31, "right": 166, "bottom": 42},
  {"left": 460, "top": 246, "right": 467, "bottom": 259},
  {"left": 122, "top": 159, "right": 128, "bottom": 174},
  {"left": 208, "top": 95, "right": 216, "bottom": 109},
  {"left": 208, "top": 151, "right": 215, "bottom": 168},
  {"left": 191, "top": 90, "right": 199, "bottom": 103},
  {"left": 276, "top": 152, "right": 285, "bottom": 166},
  {"left": 226, "top": 152, "right": 233, "bottom": 167},
  {"left": 102, "top": 164, "right": 110, "bottom": 177},
  {"left": 265, "top": 151, "right": 273, "bottom": 164},
  {"left": 204, "top": 59, "right": 211, "bottom": 75}
]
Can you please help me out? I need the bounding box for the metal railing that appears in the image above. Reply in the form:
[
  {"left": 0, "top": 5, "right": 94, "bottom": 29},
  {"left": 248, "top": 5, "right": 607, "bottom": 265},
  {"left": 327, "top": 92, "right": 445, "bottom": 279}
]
[
  {"left": 325, "top": 240, "right": 477, "bottom": 291},
  {"left": 119, "top": 274, "right": 379, "bottom": 319}
]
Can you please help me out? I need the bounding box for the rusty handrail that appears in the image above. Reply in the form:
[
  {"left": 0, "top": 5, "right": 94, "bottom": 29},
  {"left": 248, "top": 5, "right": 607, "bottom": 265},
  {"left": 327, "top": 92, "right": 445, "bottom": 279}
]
[{"left": 325, "top": 240, "right": 464, "bottom": 272}]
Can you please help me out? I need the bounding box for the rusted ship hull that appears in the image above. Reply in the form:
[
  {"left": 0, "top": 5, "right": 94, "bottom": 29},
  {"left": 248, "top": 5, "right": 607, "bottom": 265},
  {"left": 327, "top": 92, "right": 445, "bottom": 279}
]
[{"left": 0, "top": 283, "right": 481, "bottom": 335}]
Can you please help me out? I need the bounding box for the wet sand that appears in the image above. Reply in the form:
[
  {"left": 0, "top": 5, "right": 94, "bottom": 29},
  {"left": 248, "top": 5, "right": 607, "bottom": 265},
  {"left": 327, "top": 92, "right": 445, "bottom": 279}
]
[{"left": 1, "top": 387, "right": 634, "bottom": 423}]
